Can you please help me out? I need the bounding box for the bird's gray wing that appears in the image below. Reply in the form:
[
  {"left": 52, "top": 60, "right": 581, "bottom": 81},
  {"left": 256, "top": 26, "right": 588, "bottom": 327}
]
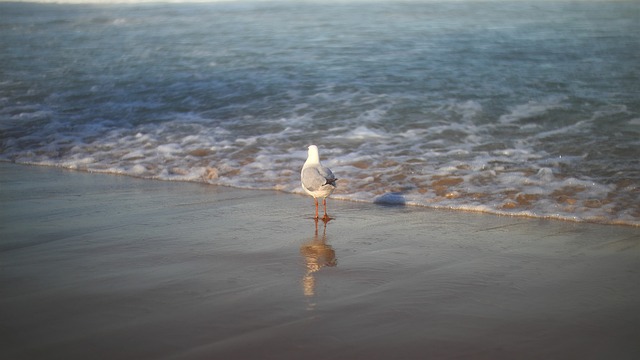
[
  {"left": 317, "top": 165, "right": 337, "bottom": 185},
  {"left": 302, "top": 167, "right": 332, "bottom": 191}
]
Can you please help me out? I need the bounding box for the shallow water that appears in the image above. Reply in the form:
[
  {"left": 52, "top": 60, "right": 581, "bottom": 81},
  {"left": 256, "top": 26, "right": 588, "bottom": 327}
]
[{"left": 1, "top": 1, "right": 639, "bottom": 225}]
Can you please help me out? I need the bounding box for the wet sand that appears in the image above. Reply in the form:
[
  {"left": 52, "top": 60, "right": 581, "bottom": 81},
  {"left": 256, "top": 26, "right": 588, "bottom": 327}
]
[{"left": 1, "top": 163, "right": 639, "bottom": 359}]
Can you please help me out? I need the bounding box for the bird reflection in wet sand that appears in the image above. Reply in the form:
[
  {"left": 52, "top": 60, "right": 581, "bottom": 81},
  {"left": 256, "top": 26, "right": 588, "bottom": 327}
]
[{"left": 300, "top": 218, "right": 337, "bottom": 300}]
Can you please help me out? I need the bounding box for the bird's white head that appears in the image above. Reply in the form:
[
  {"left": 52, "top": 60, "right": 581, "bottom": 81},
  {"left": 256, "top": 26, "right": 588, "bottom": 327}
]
[{"left": 306, "top": 145, "right": 320, "bottom": 164}]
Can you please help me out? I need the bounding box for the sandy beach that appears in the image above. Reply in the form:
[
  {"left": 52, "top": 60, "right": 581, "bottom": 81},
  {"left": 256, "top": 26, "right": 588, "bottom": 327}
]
[{"left": 1, "top": 163, "right": 639, "bottom": 359}]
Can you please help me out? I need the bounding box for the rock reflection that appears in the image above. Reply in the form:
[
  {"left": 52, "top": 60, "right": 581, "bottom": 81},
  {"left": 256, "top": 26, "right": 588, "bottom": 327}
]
[{"left": 300, "top": 218, "right": 337, "bottom": 299}]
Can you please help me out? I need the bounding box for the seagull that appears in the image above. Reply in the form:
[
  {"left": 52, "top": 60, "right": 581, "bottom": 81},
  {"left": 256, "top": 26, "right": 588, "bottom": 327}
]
[{"left": 301, "top": 145, "right": 337, "bottom": 220}]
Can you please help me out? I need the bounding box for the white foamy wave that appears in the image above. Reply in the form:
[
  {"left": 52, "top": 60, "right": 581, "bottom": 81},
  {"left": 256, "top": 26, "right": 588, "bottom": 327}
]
[
  {"left": 339, "top": 126, "right": 386, "bottom": 140},
  {"left": 2, "top": 99, "right": 638, "bottom": 227},
  {"left": 499, "top": 96, "right": 568, "bottom": 124}
]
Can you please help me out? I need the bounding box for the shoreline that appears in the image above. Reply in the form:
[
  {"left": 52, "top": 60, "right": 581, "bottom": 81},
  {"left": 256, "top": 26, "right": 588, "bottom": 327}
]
[
  {"left": 1, "top": 162, "right": 639, "bottom": 359},
  {"left": 3, "top": 161, "right": 638, "bottom": 228}
]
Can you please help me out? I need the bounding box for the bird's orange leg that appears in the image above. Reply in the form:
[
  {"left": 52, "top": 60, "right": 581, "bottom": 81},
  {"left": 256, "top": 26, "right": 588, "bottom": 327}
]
[
  {"left": 314, "top": 198, "right": 319, "bottom": 219},
  {"left": 322, "top": 198, "right": 329, "bottom": 220}
]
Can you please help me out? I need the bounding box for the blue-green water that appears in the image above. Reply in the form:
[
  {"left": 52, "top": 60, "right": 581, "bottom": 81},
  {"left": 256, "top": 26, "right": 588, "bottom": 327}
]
[{"left": 1, "top": 1, "right": 639, "bottom": 225}]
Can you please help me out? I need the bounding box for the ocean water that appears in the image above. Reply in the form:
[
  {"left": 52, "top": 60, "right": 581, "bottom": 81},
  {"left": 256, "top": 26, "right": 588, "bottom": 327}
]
[{"left": 1, "top": 1, "right": 639, "bottom": 226}]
